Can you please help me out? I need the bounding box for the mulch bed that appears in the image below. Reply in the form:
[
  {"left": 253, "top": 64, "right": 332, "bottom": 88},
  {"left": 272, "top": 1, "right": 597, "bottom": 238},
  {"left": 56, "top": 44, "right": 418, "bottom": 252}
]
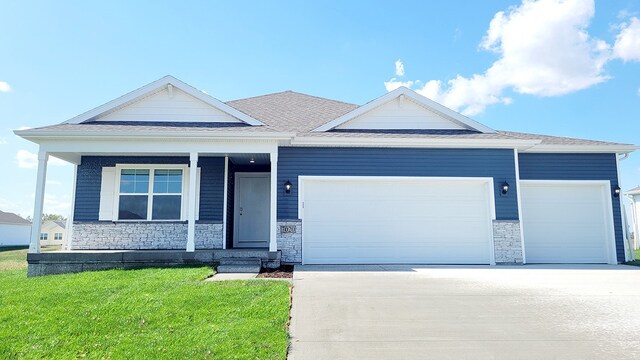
[{"left": 257, "top": 265, "right": 294, "bottom": 278}]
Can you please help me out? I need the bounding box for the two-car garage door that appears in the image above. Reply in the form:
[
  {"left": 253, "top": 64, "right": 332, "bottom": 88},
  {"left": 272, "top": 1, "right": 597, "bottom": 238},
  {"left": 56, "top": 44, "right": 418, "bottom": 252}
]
[{"left": 301, "top": 177, "right": 494, "bottom": 265}]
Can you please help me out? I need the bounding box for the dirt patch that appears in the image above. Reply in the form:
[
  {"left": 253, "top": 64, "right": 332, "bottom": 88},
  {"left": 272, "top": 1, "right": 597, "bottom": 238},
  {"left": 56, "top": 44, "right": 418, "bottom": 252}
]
[{"left": 257, "top": 265, "right": 294, "bottom": 278}]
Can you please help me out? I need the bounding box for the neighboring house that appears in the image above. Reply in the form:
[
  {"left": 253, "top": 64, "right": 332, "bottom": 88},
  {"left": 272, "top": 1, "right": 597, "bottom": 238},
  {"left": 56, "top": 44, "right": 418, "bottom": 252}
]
[
  {"left": 15, "top": 76, "right": 638, "bottom": 274},
  {"left": 0, "top": 210, "right": 31, "bottom": 246},
  {"left": 39, "top": 220, "right": 66, "bottom": 246},
  {"left": 626, "top": 186, "right": 640, "bottom": 250}
]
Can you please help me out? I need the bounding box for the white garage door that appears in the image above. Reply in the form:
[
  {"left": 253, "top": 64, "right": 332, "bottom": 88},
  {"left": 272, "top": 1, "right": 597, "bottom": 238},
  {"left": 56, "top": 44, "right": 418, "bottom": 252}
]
[
  {"left": 301, "top": 177, "right": 495, "bottom": 264},
  {"left": 520, "top": 181, "right": 616, "bottom": 264}
]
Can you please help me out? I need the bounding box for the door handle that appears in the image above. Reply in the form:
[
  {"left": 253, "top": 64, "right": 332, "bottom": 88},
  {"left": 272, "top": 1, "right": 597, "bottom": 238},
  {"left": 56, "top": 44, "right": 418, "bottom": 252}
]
[{"left": 240, "top": 207, "right": 243, "bottom": 216}]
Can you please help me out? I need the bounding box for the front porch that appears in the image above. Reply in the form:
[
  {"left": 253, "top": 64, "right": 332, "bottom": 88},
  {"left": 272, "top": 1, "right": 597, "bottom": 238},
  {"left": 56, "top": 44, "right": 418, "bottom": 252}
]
[
  {"left": 26, "top": 249, "right": 282, "bottom": 276},
  {"left": 25, "top": 136, "right": 295, "bottom": 275}
]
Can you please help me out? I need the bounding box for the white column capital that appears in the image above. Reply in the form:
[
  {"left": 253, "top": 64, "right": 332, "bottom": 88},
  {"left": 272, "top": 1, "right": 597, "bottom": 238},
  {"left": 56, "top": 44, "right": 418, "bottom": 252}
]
[{"left": 190, "top": 152, "right": 199, "bottom": 163}]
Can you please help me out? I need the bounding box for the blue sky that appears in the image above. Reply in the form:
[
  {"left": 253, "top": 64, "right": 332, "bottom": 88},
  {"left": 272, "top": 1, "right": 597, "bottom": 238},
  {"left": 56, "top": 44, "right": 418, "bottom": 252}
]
[{"left": 0, "top": 0, "right": 639, "bottom": 219}]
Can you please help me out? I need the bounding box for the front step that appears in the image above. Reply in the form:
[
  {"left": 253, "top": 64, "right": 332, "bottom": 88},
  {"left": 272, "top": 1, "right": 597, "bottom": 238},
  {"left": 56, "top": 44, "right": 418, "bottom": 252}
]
[{"left": 216, "top": 257, "right": 262, "bottom": 273}]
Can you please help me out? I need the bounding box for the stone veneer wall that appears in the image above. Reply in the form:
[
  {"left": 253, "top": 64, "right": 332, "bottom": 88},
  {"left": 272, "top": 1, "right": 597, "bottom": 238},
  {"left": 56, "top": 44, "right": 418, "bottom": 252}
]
[
  {"left": 71, "top": 222, "right": 223, "bottom": 250},
  {"left": 277, "top": 220, "right": 302, "bottom": 264},
  {"left": 492, "top": 220, "right": 523, "bottom": 264}
]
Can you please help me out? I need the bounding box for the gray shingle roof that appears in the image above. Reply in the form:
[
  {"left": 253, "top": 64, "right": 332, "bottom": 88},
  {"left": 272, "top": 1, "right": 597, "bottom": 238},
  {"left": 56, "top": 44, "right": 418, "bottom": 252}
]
[
  {"left": 17, "top": 90, "right": 634, "bottom": 148},
  {"left": 0, "top": 210, "right": 30, "bottom": 225}
]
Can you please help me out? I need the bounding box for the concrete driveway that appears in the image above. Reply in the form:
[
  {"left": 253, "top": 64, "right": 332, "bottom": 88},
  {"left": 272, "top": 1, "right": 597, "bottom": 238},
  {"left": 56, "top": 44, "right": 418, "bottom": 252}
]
[{"left": 289, "top": 265, "right": 640, "bottom": 360}]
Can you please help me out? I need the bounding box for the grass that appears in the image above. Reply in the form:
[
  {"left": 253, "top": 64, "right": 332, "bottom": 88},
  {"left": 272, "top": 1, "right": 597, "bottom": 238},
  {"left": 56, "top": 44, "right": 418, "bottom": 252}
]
[
  {"left": 0, "top": 247, "right": 291, "bottom": 359},
  {"left": 625, "top": 248, "right": 640, "bottom": 267}
]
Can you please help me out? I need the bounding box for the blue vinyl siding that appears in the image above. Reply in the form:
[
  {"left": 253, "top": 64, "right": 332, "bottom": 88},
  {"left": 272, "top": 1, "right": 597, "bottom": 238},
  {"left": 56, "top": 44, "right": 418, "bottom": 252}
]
[
  {"left": 277, "top": 147, "right": 518, "bottom": 220},
  {"left": 74, "top": 156, "right": 224, "bottom": 222},
  {"left": 518, "top": 153, "right": 624, "bottom": 262}
]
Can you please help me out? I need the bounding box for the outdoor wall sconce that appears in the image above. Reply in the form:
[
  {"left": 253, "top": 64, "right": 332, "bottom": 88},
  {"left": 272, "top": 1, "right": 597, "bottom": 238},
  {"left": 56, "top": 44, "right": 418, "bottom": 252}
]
[
  {"left": 501, "top": 181, "right": 510, "bottom": 195},
  {"left": 284, "top": 180, "right": 293, "bottom": 194},
  {"left": 614, "top": 185, "right": 621, "bottom": 198}
]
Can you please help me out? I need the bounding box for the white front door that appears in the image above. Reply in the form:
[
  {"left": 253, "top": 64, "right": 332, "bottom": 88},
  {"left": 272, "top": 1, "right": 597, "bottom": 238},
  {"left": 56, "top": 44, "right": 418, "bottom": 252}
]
[
  {"left": 234, "top": 172, "right": 270, "bottom": 248},
  {"left": 300, "top": 176, "right": 495, "bottom": 265}
]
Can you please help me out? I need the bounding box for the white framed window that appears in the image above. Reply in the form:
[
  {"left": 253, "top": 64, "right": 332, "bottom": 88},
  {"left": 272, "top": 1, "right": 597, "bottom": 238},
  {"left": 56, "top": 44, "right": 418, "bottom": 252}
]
[
  {"left": 39, "top": 233, "right": 48, "bottom": 240},
  {"left": 54, "top": 233, "right": 63, "bottom": 240},
  {"left": 114, "top": 164, "right": 190, "bottom": 221}
]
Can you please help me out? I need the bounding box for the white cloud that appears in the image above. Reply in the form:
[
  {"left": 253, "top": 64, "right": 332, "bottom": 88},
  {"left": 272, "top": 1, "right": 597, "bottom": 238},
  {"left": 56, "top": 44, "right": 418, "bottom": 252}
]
[
  {"left": 383, "top": 79, "right": 414, "bottom": 92},
  {"left": 46, "top": 180, "right": 62, "bottom": 186},
  {"left": 383, "top": 0, "right": 630, "bottom": 115},
  {"left": 613, "top": 17, "right": 640, "bottom": 62},
  {"left": 16, "top": 150, "right": 69, "bottom": 169},
  {"left": 0, "top": 81, "right": 10, "bottom": 92},
  {"left": 394, "top": 59, "right": 405, "bottom": 76}
]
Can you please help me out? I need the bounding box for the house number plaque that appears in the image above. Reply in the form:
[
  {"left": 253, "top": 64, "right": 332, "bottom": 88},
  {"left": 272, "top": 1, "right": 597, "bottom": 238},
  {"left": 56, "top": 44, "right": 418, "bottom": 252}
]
[{"left": 280, "top": 225, "right": 297, "bottom": 234}]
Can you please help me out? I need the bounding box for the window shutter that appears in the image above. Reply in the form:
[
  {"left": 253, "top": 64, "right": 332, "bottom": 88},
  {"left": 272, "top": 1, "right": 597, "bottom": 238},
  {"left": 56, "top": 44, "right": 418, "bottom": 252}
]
[{"left": 99, "top": 167, "right": 116, "bottom": 221}]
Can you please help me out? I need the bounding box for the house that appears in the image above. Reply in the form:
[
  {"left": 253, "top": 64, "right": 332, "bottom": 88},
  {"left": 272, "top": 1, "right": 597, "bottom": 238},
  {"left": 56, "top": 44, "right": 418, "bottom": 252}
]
[
  {"left": 39, "top": 220, "right": 66, "bottom": 246},
  {"left": 626, "top": 186, "right": 640, "bottom": 251},
  {"left": 0, "top": 210, "right": 31, "bottom": 246},
  {"left": 15, "top": 76, "right": 637, "bottom": 276}
]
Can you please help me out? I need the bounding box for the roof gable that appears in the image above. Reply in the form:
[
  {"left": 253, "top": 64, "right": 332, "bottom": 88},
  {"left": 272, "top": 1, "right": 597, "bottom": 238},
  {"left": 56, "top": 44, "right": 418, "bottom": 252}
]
[
  {"left": 64, "top": 76, "right": 264, "bottom": 126},
  {"left": 313, "top": 87, "right": 495, "bottom": 133}
]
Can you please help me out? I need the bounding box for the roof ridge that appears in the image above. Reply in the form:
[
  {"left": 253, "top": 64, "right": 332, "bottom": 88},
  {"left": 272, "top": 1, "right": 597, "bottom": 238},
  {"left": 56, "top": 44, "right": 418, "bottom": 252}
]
[{"left": 227, "top": 90, "right": 358, "bottom": 107}]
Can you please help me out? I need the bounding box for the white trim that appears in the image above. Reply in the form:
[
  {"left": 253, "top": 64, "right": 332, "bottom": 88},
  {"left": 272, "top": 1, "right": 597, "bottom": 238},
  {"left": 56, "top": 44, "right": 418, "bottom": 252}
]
[
  {"left": 63, "top": 75, "right": 265, "bottom": 126},
  {"left": 519, "top": 180, "right": 618, "bottom": 264},
  {"left": 312, "top": 87, "right": 496, "bottom": 133},
  {"left": 297, "top": 175, "right": 497, "bottom": 265},
  {"left": 65, "top": 164, "right": 78, "bottom": 250},
  {"left": 616, "top": 154, "right": 631, "bottom": 261},
  {"left": 521, "top": 144, "right": 638, "bottom": 154},
  {"left": 113, "top": 164, "right": 190, "bottom": 222},
  {"left": 35, "top": 139, "right": 280, "bottom": 156},
  {"left": 187, "top": 152, "right": 198, "bottom": 252},
  {"left": 29, "top": 151, "right": 48, "bottom": 254},
  {"left": 233, "top": 172, "right": 271, "bottom": 248},
  {"left": 270, "top": 151, "right": 278, "bottom": 252},
  {"left": 222, "top": 156, "right": 229, "bottom": 250},
  {"left": 291, "top": 136, "right": 540, "bottom": 149},
  {"left": 514, "top": 150, "right": 527, "bottom": 264}
]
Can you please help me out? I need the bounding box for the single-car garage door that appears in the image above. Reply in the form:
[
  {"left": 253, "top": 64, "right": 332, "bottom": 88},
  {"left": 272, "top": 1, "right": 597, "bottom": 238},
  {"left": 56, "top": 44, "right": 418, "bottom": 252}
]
[
  {"left": 520, "top": 181, "right": 616, "bottom": 264},
  {"left": 300, "top": 177, "right": 495, "bottom": 264}
]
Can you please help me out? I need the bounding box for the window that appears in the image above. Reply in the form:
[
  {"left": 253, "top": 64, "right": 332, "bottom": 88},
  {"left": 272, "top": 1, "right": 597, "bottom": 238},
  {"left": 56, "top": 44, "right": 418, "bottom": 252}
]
[
  {"left": 39, "top": 233, "right": 48, "bottom": 240},
  {"left": 54, "top": 233, "right": 63, "bottom": 240},
  {"left": 117, "top": 166, "right": 185, "bottom": 221}
]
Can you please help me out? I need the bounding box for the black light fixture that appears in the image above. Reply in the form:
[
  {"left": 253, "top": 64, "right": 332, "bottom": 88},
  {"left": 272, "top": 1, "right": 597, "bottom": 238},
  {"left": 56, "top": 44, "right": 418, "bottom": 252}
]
[
  {"left": 614, "top": 185, "right": 621, "bottom": 198},
  {"left": 284, "top": 180, "right": 293, "bottom": 194},
  {"left": 501, "top": 181, "right": 510, "bottom": 195}
]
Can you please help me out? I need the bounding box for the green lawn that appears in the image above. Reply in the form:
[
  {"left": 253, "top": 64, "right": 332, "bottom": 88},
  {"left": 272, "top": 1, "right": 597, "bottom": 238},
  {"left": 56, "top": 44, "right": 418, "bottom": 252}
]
[
  {"left": 626, "top": 248, "right": 640, "bottom": 267},
  {"left": 0, "top": 247, "right": 291, "bottom": 359}
]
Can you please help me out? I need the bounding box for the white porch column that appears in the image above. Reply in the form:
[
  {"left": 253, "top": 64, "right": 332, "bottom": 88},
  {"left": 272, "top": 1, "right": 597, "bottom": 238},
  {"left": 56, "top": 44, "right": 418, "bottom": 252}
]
[
  {"left": 222, "top": 156, "right": 229, "bottom": 249},
  {"left": 29, "top": 150, "right": 49, "bottom": 254},
  {"left": 269, "top": 151, "right": 278, "bottom": 252},
  {"left": 187, "top": 152, "right": 198, "bottom": 252},
  {"left": 64, "top": 164, "right": 78, "bottom": 251}
]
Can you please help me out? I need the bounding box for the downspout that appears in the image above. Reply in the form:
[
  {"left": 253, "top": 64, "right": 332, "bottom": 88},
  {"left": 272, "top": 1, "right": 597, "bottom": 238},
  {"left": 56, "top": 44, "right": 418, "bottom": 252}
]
[
  {"left": 626, "top": 194, "right": 637, "bottom": 261},
  {"left": 617, "top": 153, "right": 632, "bottom": 261}
]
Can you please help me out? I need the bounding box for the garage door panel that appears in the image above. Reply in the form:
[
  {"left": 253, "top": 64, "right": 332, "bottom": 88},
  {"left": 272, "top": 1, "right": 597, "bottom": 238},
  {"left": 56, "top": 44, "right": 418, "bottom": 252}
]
[
  {"left": 521, "top": 182, "right": 613, "bottom": 264},
  {"left": 302, "top": 178, "right": 493, "bottom": 265}
]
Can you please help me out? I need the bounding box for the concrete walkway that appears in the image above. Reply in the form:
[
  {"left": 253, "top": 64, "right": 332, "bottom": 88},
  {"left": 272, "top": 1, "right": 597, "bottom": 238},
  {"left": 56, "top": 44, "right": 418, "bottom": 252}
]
[{"left": 289, "top": 264, "right": 640, "bottom": 359}]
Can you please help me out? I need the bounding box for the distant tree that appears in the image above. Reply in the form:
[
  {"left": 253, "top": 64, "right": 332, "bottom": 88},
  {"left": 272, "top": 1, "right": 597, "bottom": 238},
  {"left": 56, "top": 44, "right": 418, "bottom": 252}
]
[{"left": 42, "top": 214, "right": 66, "bottom": 221}]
